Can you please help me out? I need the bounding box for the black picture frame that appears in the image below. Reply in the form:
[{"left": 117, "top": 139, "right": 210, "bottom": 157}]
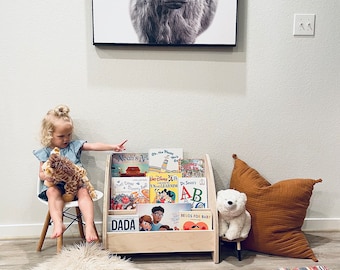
[{"left": 92, "top": 0, "right": 238, "bottom": 47}]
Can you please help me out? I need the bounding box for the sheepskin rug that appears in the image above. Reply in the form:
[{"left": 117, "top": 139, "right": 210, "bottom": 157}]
[{"left": 31, "top": 242, "right": 142, "bottom": 270}]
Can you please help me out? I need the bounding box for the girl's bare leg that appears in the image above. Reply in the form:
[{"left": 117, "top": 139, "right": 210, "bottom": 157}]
[
  {"left": 46, "top": 187, "right": 66, "bottom": 239},
  {"left": 77, "top": 188, "right": 98, "bottom": 242}
]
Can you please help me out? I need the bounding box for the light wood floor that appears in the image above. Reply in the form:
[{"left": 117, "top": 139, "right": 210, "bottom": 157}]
[{"left": 0, "top": 231, "right": 339, "bottom": 270}]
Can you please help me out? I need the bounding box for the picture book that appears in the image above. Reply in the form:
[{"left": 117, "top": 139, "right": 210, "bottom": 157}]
[
  {"left": 178, "top": 210, "right": 213, "bottom": 230},
  {"left": 178, "top": 177, "right": 208, "bottom": 208},
  {"left": 107, "top": 215, "right": 139, "bottom": 232},
  {"left": 180, "top": 159, "right": 205, "bottom": 178},
  {"left": 136, "top": 203, "right": 192, "bottom": 231},
  {"left": 148, "top": 148, "right": 183, "bottom": 173},
  {"left": 111, "top": 153, "right": 149, "bottom": 177},
  {"left": 147, "top": 172, "right": 181, "bottom": 203},
  {"left": 111, "top": 177, "right": 149, "bottom": 210}
]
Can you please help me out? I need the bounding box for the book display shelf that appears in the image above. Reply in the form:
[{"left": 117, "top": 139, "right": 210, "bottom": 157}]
[{"left": 102, "top": 154, "right": 219, "bottom": 263}]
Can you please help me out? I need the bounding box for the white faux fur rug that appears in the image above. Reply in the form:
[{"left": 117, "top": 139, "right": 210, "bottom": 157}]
[{"left": 31, "top": 242, "right": 142, "bottom": 270}]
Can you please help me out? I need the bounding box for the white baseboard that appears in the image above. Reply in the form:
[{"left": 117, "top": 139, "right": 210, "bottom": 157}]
[
  {"left": 0, "top": 221, "right": 103, "bottom": 240},
  {"left": 1, "top": 218, "right": 340, "bottom": 240},
  {"left": 302, "top": 218, "right": 340, "bottom": 231}
]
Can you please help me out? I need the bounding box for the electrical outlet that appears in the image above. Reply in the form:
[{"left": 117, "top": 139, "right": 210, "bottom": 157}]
[{"left": 293, "top": 14, "right": 315, "bottom": 36}]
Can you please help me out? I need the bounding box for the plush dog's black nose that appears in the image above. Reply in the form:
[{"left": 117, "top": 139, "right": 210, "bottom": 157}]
[{"left": 227, "top": 201, "right": 233, "bottom": 205}]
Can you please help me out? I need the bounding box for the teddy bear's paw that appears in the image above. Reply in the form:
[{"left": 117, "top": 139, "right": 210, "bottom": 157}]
[
  {"left": 225, "top": 235, "right": 237, "bottom": 241},
  {"left": 240, "top": 232, "right": 249, "bottom": 239},
  {"left": 219, "top": 226, "right": 229, "bottom": 238},
  {"left": 219, "top": 232, "right": 227, "bottom": 237},
  {"left": 225, "top": 231, "right": 239, "bottom": 241},
  {"left": 62, "top": 194, "right": 74, "bottom": 202},
  {"left": 90, "top": 191, "right": 97, "bottom": 199},
  {"left": 44, "top": 180, "right": 53, "bottom": 187}
]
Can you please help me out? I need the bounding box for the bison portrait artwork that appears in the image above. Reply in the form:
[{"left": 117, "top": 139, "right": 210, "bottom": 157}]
[
  {"left": 129, "top": 0, "right": 218, "bottom": 45},
  {"left": 92, "top": 0, "right": 237, "bottom": 46}
]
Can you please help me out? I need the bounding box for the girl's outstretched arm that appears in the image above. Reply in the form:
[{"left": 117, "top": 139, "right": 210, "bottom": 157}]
[{"left": 82, "top": 140, "right": 127, "bottom": 152}]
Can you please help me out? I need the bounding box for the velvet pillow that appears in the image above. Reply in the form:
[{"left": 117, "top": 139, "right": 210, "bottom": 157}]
[{"left": 229, "top": 154, "right": 322, "bottom": 262}]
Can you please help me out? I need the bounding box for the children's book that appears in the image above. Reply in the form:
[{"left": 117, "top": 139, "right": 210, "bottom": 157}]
[
  {"left": 111, "top": 177, "right": 149, "bottom": 210},
  {"left": 178, "top": 177, "right": 208, "bottom": 208},
  {"left": 148, "top": 148, "right": 183, "bottom": 173},
  {"left": 136, "top": 203, "right": 192, "bottom": 231},
  {"left": 178, "top": 210, "right": 213, "bottom": 230},
  {"left": 147, "top": 172, "right": 181, "bottom": 203},
  {"left": 111, "top": 153, "right": 149, "bottom": 177},
  {"left": 180, "top": 159, "right": 205, "bottom": 178},
  {"left": 107, "top": 215, "right": 139, "bottom": 232}
]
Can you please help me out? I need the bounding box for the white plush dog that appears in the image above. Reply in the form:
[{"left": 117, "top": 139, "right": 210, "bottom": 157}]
[{"left": 217, "top": 189, "right": 251, "bottom": 240}]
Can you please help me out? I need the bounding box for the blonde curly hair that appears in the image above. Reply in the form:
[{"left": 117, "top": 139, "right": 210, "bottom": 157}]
[{"left": 40, "top": 105, "right": 73, "bottom": 147}]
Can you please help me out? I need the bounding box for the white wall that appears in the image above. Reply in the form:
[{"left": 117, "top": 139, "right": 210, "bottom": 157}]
[{"left": 0, "top": 0, "right": 339, "bottom": 239}]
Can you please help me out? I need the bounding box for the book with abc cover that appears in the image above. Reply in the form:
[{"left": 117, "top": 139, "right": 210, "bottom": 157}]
[
  {"left": 147, "top": 172, "right": 181, "bottom": 203},
  {"left": 136, "top": 203, "right": 192, "bottom": 231},
  {"left": 178, "top": 177, "right": 208, "bottom": 208},
  {"left": 178, "top": 210, "right": 212, "bottom": 230},
  {"left": 148, "top": 148, "right": 183, "bottom": 173},
  {"left": 111, "top": 176, "right": 149, "bottom": 210},
  {"left": 107, "top": 215, "right": 139, "bottom": 232},
  {"left": 111, "top": 153, "right": 149, "bottom": 177}
]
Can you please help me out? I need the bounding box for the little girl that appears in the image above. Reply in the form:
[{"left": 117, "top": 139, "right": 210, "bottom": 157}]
[{"left": 33, "top": 105, "right": 126, "bottom": 242}]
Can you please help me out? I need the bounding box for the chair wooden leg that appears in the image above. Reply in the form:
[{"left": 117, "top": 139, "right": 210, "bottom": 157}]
[
  {"left": 236, "top": 241, "right": 242, "bottom": 261},
  {"left": 37, "top": 211, "right": 51, "bottom": 252},
  {"left": 220, "top": 237, "right": 244, "bottom": 262},
  {"left": 75, "top": 207, "right": 85, "bottom": 239},
  {"left": 57, "top": 235, "right": 63, "bottom": 253}
]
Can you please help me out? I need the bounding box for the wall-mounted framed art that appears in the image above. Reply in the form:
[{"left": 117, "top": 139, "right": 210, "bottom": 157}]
[{"left": 92, "top": 0, "right": 238, "bottom": 47}]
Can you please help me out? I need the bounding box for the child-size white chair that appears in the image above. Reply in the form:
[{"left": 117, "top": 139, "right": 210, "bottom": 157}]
[{"left": 36, "top": 178, "right": 103, "bottom": 253}]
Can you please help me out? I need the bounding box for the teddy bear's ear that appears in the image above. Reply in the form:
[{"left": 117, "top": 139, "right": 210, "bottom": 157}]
[
  {"left": 51, "top": 147, "right": 60, "bottom": 155},
  {"left": 42, "top": 160, "right": 48, "bottom": 171},
  {"left": 44, "top": 168, "right": 52, "bottom": 176},
  {"left": 240, "top": 192, "right": 247, "bottom": 202},
  {"left": 217, "top": 190, "right": 224, "bottom": 197}
]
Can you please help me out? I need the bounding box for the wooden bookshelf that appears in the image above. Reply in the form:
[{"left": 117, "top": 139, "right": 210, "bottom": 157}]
[{"left": 102, "top": 154, "right": 219, "bottom": 263}]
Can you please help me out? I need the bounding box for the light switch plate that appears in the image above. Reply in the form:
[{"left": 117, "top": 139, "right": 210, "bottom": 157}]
[{"left": 293, "top": 14, "right": 315, "bottom": 36}]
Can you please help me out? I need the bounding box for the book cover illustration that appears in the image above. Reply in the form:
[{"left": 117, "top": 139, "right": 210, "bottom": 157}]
[
  {"left": 148, "top": 148, "right": 183, "bottom": 173},
  {"left": 178, "top": 210, "right": 212, "bottom": 230},
  {"left": 111, "top": 177, "right": 149, "bottom": 210},
  {"left": 111, "top": 153, "right": 149, "bottom": 177},
  {"left": 180, "top": 159, "right": 205, "bottom": 178},
  {"left": 147, "top": 172, "right": 181, "bottom": 203},
  {"left": 178, "top": 177, "right": 208, "bottom": 208},
  {"left": 136, "top": 203, "right": 192, "bottom": 231},
  {"left": 107, "top": 215, "right": 139, "bottom": 232}
]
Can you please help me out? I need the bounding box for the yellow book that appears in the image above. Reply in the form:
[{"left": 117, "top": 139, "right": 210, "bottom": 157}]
[{"left": 147, "top": 171, "right": 182, "bottom": 203}]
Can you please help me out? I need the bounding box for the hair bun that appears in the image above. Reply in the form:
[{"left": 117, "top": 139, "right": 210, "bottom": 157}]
[{"left": 54, "top": 105, "right": 70, "bottom": 117}]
